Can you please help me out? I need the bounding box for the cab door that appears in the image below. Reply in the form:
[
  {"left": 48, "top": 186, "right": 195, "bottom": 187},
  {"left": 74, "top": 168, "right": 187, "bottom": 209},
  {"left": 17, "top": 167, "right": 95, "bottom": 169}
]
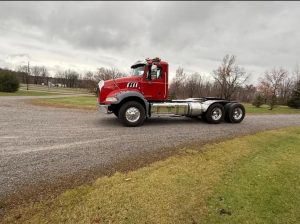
[{"left": 140, "top": 64, "right": 166, "bottom": 101}]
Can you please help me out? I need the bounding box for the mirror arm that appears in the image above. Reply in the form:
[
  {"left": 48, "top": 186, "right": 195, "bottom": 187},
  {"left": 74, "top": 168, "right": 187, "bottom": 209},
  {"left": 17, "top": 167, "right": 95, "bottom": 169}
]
[{"left": 147, "top": 64, "right": 152, "bottom": 80}]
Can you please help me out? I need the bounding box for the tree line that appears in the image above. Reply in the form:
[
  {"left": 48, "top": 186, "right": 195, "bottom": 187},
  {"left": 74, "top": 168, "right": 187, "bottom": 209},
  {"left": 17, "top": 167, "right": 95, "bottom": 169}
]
[
  {"left": 2, "top": 54, "right": 300, "bottom": 109},
  {"left": 169, "top": 55, "right": 300, "bottom": 109},
  {"left": 14, "top": 65, "right": 125, "bottom": 90}
]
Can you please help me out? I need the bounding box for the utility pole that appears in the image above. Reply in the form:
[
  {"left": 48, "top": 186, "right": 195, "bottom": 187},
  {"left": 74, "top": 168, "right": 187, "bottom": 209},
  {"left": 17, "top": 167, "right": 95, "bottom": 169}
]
[{"left": 26, "top": 61, "right": 30, "bottom": 90}]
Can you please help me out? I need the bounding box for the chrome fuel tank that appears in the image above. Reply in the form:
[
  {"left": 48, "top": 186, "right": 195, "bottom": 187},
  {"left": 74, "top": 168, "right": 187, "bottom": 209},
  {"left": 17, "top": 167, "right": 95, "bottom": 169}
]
[
  {"left": 151, "top": 102, "right": 189, "bottom": 115},
  {"left": 150, "top": 101, "right": 204, "bottom": 116}
]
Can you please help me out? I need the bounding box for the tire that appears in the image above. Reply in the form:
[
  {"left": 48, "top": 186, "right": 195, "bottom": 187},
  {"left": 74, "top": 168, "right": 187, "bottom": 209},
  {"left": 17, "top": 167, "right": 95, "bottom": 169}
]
[
  {"left": 118, "top": 101, "right": 146, "bottom": 127},
  {"left": 201, "top": 113, "right": 207, "bottom": 122},
  {"left": 224, "top": 103, "right": 233, "bottom": 122},
  {"left": 205, "top": 103, "right": 224, "bottom": 124},
  {"left": 225, "top": 103, "right": 245, "bottom": 123},
  {"left": 112, "top": 109, "right": 119, "bottom": 117}
]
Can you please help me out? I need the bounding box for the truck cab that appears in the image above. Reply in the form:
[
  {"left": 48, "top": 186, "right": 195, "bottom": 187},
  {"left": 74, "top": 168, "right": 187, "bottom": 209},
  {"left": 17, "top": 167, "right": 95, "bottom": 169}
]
[
  {"left": 98, "top": 57, "right": 245, "bottom": 127},
  {"left": 98, "top": 57, "right": 168, "bottom": 105}
]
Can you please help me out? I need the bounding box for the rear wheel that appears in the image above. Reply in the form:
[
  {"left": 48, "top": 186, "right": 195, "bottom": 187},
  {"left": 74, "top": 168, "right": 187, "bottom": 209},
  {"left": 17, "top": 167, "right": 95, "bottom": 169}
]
[
  {"left": 225, "top": 103, "right": 245, "bottom": 123},
  {"left": 118, "top": 101, "right": 146, "bottom": 127},
  {"left": 205, "top": 103, "right": 224, "bottom": 124}
]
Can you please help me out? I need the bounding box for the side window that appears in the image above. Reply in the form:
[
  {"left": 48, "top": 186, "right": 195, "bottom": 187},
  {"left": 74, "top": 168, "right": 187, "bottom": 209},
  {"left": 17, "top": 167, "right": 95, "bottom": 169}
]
[{"left": 150, "top": 65, "right": 162, "bottom": 80}]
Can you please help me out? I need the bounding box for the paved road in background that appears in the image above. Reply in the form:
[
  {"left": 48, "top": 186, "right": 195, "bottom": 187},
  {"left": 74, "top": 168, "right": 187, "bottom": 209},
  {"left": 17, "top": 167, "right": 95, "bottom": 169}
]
[{"left": 1, "top": 96, "right": 300, "bottom": 200}]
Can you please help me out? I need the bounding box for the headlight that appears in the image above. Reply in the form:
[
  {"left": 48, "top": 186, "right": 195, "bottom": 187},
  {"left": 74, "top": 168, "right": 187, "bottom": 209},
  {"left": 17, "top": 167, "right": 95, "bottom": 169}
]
[{"left": 105, "top": 96, "right": 118, "bottom": 103}]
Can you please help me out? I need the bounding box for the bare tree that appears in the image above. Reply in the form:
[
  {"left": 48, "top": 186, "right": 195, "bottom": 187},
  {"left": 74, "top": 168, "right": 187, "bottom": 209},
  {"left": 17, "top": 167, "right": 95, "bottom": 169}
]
[
  {"left": 186, "top": 73, "right": 202, "bottom": 98},
  {"left": 17, "top": 65, "right": 28, "bottom": 73},
  {"left": 169, "top": 67, "right": 187, "bottom": 99},
  {"left": 258, "top": 68, "right": 288, "bottom": 110},
  {"left": 64, "top": 70, "right": 79, "bottom": 88},
  {"left": 17, "top": 64, "right": 30, "bottom": 90},
  {"left": 40, "top": 66, "right": 49, "bottom": 85},
  {"left": 84, "top": 71, "right": 94, "bottom": 80},
  {"left": 31, "top": 66, "right": 42, "bottom": 85},
  {"left": 213, "top": 55, "right": 248, "bottom": 100},
  {"left": 30, "top": 66, "right": 49, "bottom": 85},
  {"left": 278, "top": 76, "right": 293, "bottom": 105},
  {"left": 235, "top": 84, "right": 257, "bottom": 103},
  {"left": 55, "top": 70, "right": 66, "bottom": 87},
  {"left": 201, "top": 80, "right": 219, "bottom": 98},
  {"left": 94, "top": 67, "right": 124, "bottom": 81},
  {"left": 83, "top": 71, "right": 97, "bottom": 93}
]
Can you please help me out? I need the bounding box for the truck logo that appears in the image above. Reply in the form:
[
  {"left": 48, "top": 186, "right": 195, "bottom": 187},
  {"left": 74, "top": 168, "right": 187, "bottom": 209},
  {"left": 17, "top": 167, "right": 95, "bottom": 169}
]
[{"left": 127, "top": 82, "right": 138, "bottom": 88}]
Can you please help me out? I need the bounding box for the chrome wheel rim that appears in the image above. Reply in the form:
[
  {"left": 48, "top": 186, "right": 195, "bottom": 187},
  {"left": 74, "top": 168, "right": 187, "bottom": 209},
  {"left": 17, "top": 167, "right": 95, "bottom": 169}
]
[
  {"left": 211, "top": 108, "right": 222, "bottom": 121},
  {"left": 125, "top": 107, "right": 140, "bottom": 123},
  {"left": 233, "top": 107, "right": 243, "bottom": 120}
]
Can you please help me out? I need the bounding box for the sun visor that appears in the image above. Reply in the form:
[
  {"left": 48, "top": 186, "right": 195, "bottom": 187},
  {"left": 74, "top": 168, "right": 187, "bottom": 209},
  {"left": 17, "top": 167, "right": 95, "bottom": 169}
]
[{"left": 131, "top": 60, "right": 147, "bottom": 69}]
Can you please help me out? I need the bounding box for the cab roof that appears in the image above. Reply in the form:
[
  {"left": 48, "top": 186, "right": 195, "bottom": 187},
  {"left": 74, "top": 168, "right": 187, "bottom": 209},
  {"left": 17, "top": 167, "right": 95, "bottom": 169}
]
[{"left": 131, "top": 58, "right": 168, "bottom": 69}]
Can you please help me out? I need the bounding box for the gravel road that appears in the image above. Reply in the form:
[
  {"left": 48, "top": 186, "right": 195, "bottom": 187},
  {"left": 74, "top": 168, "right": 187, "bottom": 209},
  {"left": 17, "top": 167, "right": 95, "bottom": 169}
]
[{"left": 1, "top": 96, "right": 300, "bottom": 203}]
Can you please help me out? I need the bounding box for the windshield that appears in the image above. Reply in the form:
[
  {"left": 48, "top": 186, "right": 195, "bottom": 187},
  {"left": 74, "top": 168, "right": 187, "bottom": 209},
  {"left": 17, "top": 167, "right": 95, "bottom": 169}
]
[{"left": 131, "top": 66, "right": 145, "bottom": 76}]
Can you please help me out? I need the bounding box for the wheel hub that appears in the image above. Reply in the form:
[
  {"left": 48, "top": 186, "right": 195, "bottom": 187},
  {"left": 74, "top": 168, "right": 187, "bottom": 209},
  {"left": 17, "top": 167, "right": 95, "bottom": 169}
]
[
  {"left": 233, "top": 108, "right": 243, "bottom": 120},
  {"left": 125, "top": 107, "right": 140, "bottom": 123},
  {"left": 211, "top": 108, "right": 222, "bottom": 121}
]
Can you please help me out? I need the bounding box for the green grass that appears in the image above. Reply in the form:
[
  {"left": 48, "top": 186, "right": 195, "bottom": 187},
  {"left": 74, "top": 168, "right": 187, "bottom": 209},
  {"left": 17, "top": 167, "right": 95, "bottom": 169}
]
[
  {"left": 205, "top": 129, "right": 300, "bottom": 224},
  {"left": 3, "top": 127, "right": 300, "bottom": 224},
  {"left": 31, "top": 96, "right": 97, "bottom": 110},
  {"left": 0, "top": 90, "right": 60, "bottom": 96},
  {"left": 244, "top": 103, "right": 300, "bottom": 114},
  {"left": 0, "top": 84, "right": 90, "bottom": 96},
  {"left": 19, "top": 84, "right": 90, "bottom": 94}
]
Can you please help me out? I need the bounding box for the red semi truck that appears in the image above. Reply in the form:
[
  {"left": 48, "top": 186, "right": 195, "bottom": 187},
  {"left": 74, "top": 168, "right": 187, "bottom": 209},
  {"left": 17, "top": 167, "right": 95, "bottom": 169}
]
[{"left": 98, "top": 57, "right": 245, "bottom": 127}]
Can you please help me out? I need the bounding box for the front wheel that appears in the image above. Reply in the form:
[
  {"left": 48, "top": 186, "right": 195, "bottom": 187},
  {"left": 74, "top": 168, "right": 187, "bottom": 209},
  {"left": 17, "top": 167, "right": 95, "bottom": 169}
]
[
  {"left": 118, "top": 101, "right": 146, "bottom": 127},
  {"left": 112, "top": 109, "right": 119, "bottom": 117}
]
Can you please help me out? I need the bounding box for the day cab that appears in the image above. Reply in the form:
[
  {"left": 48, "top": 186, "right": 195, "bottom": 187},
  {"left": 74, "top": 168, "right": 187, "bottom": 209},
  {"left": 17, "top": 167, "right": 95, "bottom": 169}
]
[{"left": 98, "top": 57, "right": 245, "bottom": 127}]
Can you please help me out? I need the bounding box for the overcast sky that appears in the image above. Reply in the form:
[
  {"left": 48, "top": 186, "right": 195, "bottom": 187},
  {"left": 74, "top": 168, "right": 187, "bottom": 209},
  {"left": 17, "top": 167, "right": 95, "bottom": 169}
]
[{"left": 0, "top": 1, "right": 300, "bottom": 83}]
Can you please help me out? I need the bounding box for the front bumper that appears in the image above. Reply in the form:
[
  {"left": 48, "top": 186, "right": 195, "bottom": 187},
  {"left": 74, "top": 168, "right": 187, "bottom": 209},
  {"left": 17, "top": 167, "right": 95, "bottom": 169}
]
[{"left": 98, "top": 103, "right": 112, "bottom": 114}]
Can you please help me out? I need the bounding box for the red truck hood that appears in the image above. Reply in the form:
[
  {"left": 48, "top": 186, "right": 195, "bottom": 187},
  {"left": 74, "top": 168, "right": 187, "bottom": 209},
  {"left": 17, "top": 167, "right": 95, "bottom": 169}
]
[
  {"left": 99, "top": 76, "right": 141, "bottom": 103},
  {"left": 104, "top": 76, "right": 141, "bottom": 88}
]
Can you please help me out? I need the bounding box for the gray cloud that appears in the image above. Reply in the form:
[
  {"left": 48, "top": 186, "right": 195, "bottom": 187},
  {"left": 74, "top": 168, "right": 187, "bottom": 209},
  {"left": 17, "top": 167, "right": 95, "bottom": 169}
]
[{"left": 0, "top": 1, "right": 300, "bottom": 83}]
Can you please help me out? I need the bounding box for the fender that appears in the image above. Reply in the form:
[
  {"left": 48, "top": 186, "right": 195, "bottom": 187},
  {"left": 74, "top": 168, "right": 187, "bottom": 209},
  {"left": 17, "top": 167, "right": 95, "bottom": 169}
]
[
  {"left": 201, "top": 100, "right": 233, "bottom": 113},
  {"left": 113, "top": 90, "right": 150, "bottom": 117}
]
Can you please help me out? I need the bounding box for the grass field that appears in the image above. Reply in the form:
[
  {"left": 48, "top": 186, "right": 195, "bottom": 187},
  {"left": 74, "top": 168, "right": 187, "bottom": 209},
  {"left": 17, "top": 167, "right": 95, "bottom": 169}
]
[
  {"left": 19, "top": 84, "right": 89, "bottom": 94},
  {"left": 0, "top": 90, "right": 61, "bottom": 96},
  {"left": 244, "top": 103, "right": 300, "bottom": 114},
  {"left": 0, "top": 84, "right": 90, "bottom": 96},
  {"left": 31, "top": 96, "right": 97, "bottom": 110},
  {"left": 3, "top": 127, "right": 300, "bottom": 224}
]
